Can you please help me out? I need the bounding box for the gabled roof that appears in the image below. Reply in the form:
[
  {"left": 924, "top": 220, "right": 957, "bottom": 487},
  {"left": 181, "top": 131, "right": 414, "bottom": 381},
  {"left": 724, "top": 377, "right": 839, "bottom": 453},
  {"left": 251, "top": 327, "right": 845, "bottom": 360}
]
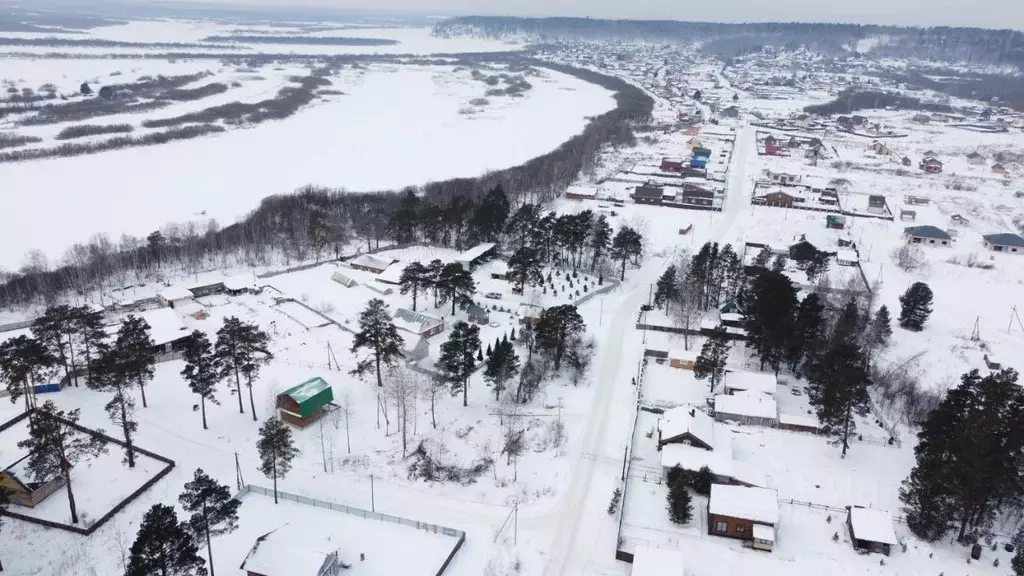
[
  {"left": 138, "top": 308, "right": 189, "bottom": 347},
  {"left": 634, "top": 185, "right": 664, "bottom": 199},
  {"left": 241, "top": 524, "right": 342, "bottom": 576},
  {"left": 849, "top": 507, "right": 897, "bottom": 545},
  {"left": 715, "top": 391, "right": 777, "bottom": 420},
  {"left": 455, "top": 243, "right": 496, "bottom": 264},
  {"left": 983, "top": 233, "right": 1024, "bottom": 247},
  {"left": 904, "top": 225, "right": 951, "bottom": 240},
  {"left": 660, "top": 406, "right": 715, "bottom": 448},
  {"left": 466, "top": 304, "right": 489, "bottom": 317},
  {"left": 278, "top": 377, "right": 333, "bottom": 417},
  {"left": 350, "top": 254, "right": 392, "bottom": 271},
  {"left": 709, "top": 484, "right": 779, "bottom": 524},
  {"left": 723, "top": 371, "right": 777, "bottom": 396},
  {"left": 393, "top": 308, "right": 443, "bottom": 335}
]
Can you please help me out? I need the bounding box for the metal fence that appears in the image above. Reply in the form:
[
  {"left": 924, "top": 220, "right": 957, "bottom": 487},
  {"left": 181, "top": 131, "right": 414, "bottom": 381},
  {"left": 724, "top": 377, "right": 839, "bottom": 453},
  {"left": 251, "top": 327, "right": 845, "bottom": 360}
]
[{"left": 236, "top": 484, "right": 466, "bottom": 576}]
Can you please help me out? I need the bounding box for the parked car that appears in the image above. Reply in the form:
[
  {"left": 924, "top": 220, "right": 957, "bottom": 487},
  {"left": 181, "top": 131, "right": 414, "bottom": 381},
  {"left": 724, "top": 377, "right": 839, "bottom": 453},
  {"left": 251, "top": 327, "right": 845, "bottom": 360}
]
[
  {"left": 484, "top": 292, "right": 502, "bottom": 299},
  {"left": 791, "top": 388, "right": 803, "bottom": 396}
]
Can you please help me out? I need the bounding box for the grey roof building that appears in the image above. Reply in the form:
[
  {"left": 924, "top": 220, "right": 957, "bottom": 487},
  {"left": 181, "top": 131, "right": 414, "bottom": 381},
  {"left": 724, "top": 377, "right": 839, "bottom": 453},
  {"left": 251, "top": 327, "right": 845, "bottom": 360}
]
[
  {"left": 983, "top": 233, "right": 1024, "bottom": 254},
  {"left": 904, "top": 225, "right": 951, "bottom": 246}
]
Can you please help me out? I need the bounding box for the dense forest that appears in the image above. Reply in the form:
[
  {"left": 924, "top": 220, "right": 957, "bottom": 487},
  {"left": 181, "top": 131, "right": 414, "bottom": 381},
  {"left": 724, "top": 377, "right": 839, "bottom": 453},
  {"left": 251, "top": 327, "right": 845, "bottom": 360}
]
[
  {"left": 435, "top": 17, "right": 1024, "bottom": 68},
  {"left": 0, "top": 59, "right": 653, "bottom": 308},
  {"left": 803, "top": 90, "right": 955, "bottom": 116}
]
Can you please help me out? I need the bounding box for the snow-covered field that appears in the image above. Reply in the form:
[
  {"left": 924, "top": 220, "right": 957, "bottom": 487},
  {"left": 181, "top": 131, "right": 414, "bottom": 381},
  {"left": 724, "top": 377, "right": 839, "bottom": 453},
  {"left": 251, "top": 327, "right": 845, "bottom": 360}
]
[{"left": 0, "top": 61, "right": 614, "bottom": 269}]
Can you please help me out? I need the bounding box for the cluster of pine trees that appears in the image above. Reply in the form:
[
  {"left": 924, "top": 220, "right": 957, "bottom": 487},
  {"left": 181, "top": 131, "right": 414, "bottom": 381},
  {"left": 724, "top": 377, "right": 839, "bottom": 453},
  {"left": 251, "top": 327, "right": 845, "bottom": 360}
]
[{"left": 398, "top": 260, "right": 476, "bottom": 314}]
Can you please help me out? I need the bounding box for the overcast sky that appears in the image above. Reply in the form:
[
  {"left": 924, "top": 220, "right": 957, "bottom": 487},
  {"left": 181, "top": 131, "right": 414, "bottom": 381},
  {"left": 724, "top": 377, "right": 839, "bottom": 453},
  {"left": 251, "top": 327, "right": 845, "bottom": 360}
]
[{"left": 160, "top": 0, "right": 1023, "bottom": 30}]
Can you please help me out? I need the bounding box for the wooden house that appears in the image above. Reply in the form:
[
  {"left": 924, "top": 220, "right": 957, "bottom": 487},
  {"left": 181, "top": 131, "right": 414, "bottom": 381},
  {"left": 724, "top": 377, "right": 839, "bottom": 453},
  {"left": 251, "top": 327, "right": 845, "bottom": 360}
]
[
  {"left": 668, "top": 348, "right": 698, "bottom": 370},
  {"left": 276, "top": 377, "right": 335, "bottom": 428},
  {"left": 763, "top": 136, "right": 779, "bottom": 156},
  {"left": 826, "top": 215, "right": 847, "bottom": 230},
  {"left": 0, "top": 455, "right": 66, "bottom": 508},
  {"left": 708, "top": 484, "right": 778, "bottom": 551},
  {"left": 660, "top": 158, "right": 684, "bottom": 173},
  {"left": 565, "top": 185, "right": 599, "bottom": 201},
  {"left": 967, "top": 151, "right": 987, "bottom": 165},
  {"left": 659, "top": 406, "right": 715, "bottom": 449},
  {"left": 633, "top": 185, "right": 665, "bottom": 206},
  {"left": 393, "top": 308, "right": 444, "bottom": 339},
  {"left": 466, "top": 304, "right": 490, "bottom": 325},
  {"left": 517, "top": 303, "right": 544, "bottom": 327},
  {"left": 919, "top": 157, "right": 943, "bottom": 174},
  {"left": 847, "top": 507, "right": 896, "bottom": 556}
]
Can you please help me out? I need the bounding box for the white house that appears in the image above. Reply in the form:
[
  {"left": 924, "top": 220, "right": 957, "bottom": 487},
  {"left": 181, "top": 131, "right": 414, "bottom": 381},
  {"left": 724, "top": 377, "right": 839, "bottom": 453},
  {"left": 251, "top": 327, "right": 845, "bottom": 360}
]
[
  {"left": 714, "top": 391, "right": 778, "bottom": 427},
  {"left": 157, "top": 286, "right": 194, "bottom": 309},
  {"left": 722, "top": 371, "right": 777, "bottom": 397}
]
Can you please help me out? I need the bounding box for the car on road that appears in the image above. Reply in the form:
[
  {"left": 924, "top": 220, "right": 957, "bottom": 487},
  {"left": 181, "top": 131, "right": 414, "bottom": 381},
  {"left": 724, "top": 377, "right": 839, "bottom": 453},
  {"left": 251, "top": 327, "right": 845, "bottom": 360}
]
[{"left": 484, "top": 292, "right": 502, "bottom": 299}]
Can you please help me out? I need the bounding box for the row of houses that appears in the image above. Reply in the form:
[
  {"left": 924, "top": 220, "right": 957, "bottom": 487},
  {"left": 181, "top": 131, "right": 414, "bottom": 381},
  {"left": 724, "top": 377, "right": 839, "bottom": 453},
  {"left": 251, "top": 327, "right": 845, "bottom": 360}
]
[
  {"left": 904, "top": 226, "right": 1024, "bottom": 254},
  {"left": 633, "top": 183, "right": 717, "bottom": 208}
]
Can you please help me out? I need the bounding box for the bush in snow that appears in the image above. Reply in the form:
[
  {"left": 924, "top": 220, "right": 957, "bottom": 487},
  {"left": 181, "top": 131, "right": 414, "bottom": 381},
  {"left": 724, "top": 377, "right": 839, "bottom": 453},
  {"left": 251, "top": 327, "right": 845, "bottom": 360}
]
[
  {"left": 891, "top": 245, "right": 927, "bottom": 272},
  {"left": 607, "top": 488, "right": 622, "bottom": 515}
]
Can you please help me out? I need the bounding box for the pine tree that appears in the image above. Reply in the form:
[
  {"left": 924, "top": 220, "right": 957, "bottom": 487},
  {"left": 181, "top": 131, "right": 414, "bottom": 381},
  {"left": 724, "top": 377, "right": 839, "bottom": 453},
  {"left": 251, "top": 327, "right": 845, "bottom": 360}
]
[
  {"left": 389, "top": 189, "right": 421, "bottom": 243},
  {"left": 610, "top": 226, "right": 643, "bottom": 280},
  {"left": 507, "top": 246, "right": 544, "bottom": 293},
  {"left": 1012, "top": 529, "right": 1024, "bottom": 576},
  {"left": 0, "top": 335, "right": 56, "bottom": 412},
  {"left": 786, "top": 293, "right": 825, "bottom": 374},
  {"left": 745, "top": 270, "right": 798, "bottom": 372},
  {"left": 257, "top": 417, "right": 300, "bottom": 504},
  {"left": 439, "top": 321, "right": 482, "bottom": 407},
  {"left": 805, "top": 336, "right": 870, "bottom": 457},
  {"left": 506, "top": 203, "right": 541, "bottom": 250},
  {"left": 693, "top": 331, "right": 730, "bottom": 391},
  {"left": 692, "top": 466, "right": 715, "bottom": 496},
  {"left": 32, "top": 305, "right": 78, "bottom": 387},
  {"left": 215, "top": 317, "right": 272, "bottom": 419},
  {"left": 17, "top": 400, "right": 107, "bottom": 524},
  {"left": 771, "top": 254, "right": 788, "bottom": 273},
  {"left": 350, "top": 299, "right": 404, "bottom": 388},
  {"left": 484, "top": 340, "right": 520, "bottom": 401},
  {"left": 589, "top": 214, "right": 613, "bottom": 271},
  {"left": 399, "top": 261, "right": 429, "bottom": 311},
  {"left": 75, "top": 306, "right": 109, "bottom": 384},
  {"left": 179, "top": 468, "right": 240, "bottom": 576},
  {"left": 870, "top": 305, "right": 893, "bottom": 346},
  {"left": 468, "top": 185, "right": 511, "bottom": 243},
  {"left": 307, "top": 214, "right": 330, "bottom": 262},
  {"left": 899, "top": 282, "right": 933, "bottom": 331},
  {"left": 805, "top": 251, "right": 831, "bottom": 283},
  {"left": 181, "top": 331, "right": 221, "bottom": 430},
  {"left": 535, "top": 305, "right": 586, "bottom": 371},
  {"left": 127, "top": 504, "right": 207, "bottom": 576},
  {"left": 116, "top": 315, "right": 156, "bottom": 408},
  {"left": 654, "top": 265, "right": 678, "bottom": 310},
  {"left": 426, "top": 259, "right": 444, "bottom": 307},
  {"left": 753, "top": 246, "right": 773, "bottom": 268},
  {"left": 437, "top": 263, "right": 477, "bottom": 315},
  {"left": 88, "top": 347, "right": 138, "bottom": 467},
  {"left": 665, "top": 465, "right": 693, "bottom": 524}
]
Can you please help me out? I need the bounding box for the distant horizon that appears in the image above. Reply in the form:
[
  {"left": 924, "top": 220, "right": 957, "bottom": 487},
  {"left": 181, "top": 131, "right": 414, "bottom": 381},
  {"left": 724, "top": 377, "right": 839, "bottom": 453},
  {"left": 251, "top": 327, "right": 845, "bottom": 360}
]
[{"left": 5, "top": 0, "right": 1024, "bottom": 32}]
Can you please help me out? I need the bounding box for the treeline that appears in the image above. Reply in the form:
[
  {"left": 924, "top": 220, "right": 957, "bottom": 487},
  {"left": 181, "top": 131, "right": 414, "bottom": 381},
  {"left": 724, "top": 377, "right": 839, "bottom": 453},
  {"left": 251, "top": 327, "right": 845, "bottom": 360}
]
[
  {"left": 0, "top": 61, "right": 651, "bottom": 308},
  {"left": 160, "top": 82, "right": 228, "bottom": 102},
  {"left": 203, "top": 35, "right": 399, "bottom": 46},
  {"left": 804, "top": 90, "right": 955, "bottom": 116},
  {"left": 885, "top": 69, "right": 1024, "bottom": 112},
  {"left": 54, "top": 123, "right": 134, "bottom": 140},
  {"left": 0, "top": 124, "right": 223, "bottom": 164},
  {"left": 0, "top": 132, "right": 41, "bottom": 149},
  {"left": 0, "top": 37, "right": 225, "bottom": 49},
  {"left": 435, "top": 16, "right": 1024, "bottom": 69},
  {"left": 142, "top": 73, "right": 331, "bottom": 129}
]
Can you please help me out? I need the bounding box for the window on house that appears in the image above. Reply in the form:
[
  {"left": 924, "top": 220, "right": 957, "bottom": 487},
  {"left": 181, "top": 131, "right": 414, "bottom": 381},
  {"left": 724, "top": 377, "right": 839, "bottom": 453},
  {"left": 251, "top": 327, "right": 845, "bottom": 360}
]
[
  {"left": 716, "top": 521, "right": 728, "bottom": 532},
  {"left": 736, "top": 525, "right": 746, "bottom": 533}
]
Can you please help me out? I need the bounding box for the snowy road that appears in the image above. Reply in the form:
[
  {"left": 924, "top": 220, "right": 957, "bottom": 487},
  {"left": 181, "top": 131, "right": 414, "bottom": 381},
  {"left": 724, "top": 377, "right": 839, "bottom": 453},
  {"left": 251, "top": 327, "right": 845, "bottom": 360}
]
[{"left": 541, "top": 122, "right": 755, "bottom": 576}]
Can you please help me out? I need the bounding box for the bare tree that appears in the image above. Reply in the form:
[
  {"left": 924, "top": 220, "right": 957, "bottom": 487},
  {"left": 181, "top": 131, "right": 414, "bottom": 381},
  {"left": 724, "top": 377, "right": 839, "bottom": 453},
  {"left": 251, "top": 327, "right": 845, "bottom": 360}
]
[
  {"left": 386, "top": 365, "right": 416, "bottom": 458},
  {"left": 890, "top": 244, "right": 927, "bottom": 272},
  {"left": 336, "top": 391, "right": 354, "bottom": 454}
]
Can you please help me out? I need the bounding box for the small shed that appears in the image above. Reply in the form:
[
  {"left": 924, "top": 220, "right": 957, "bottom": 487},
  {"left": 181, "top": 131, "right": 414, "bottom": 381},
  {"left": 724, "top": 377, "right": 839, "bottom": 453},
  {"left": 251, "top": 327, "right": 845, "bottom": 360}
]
[
  {"left": 668, "top": 348, "right": 698, "bottom": 370},
  {"left": 847, "top": 507, "right": 897, "bottom": 556},
  {"left": 490, "top": 260, "right": 510, "bottom": 280},
  {"left": 660, "top": 158, "right": 684, "bottom": 173},
  {"left": 919, "top": 157, "right": 943, "bottom": 174},
  {"left": 276, "top": 377, "right": 335, "bottom": 429},
  {"left": 0, "top": 455, "right": 66, "bottom": 508},
  {"left": 779, "top": 412, "right": 819, "bottom": 433},
  {"left": 867, "top": 195, "right": 887, "bottom": 215},
  {"left": 157, "top": 286, "right": 194, "bottom": 309},
  {"left": 518, "top": 303, "right": 544, "bottom": 327},
  {"left": 837, "top": 249, "right": 858, "bottom": 266},
  {"left": 825, "top": 214, "right": 847, "bottom": 230},
  {"left": 899, "top": 209, "right": 916, "bottom": 222}
]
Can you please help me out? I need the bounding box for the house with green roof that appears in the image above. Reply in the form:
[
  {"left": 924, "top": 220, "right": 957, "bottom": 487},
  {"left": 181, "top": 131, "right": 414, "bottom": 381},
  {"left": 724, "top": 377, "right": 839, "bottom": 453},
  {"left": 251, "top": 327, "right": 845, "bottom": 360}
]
[{"left": 275, "top": 377, "right": 335, "bottom": 428}]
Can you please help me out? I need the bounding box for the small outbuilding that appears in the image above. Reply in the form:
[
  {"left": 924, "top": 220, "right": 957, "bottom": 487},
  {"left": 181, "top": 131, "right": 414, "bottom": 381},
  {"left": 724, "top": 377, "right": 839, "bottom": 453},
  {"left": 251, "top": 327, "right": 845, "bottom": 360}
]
[
  {"left": 454, "top": 243, "right": 497, "bottom": 271},
  {"left": 982, "top": 233, "right": 1024, "bottom": 254},
  {"left": 837, "top": 249, "right": 859, "bottom": 266},
  {"left": 331, "top": 271, "right": 357, "bottom": 288},
  {"left": 276, "top": 377, "right": 335, "bottom": 429},
  {"left": 0, "top": 455, "right": 66, "bottom": 508},
  {"left": 668, "top": 348, "right": 698, "bottom": 370},
  {"left": 518, "top": 303, "right": 544, "bottom": 327},
  {"left": 633, "top": 185, "right": 665, "bottom": 206},
  {"left": 847, "top": 506, "right": 897, "bottom": 556},
  {"left": 919, "top": 157, "right": 943, "bottom": 174},
  {"left": 393, "top": 308, "right": 445, "bottom": 339},
  {"left": 466, "top": 304, "right": 490, "bottom": 325},
  {"left": 157, "top": 286, "right": 194, "bottom": 309},
  {"left": 565, "top": 185, "right": 599, "bottom": 201},
  {"left": 779, "top": 412, "right": 819, "bottom": 433},
  {"left": 240, "top": 524, "right": 346, "bottom": 576}
]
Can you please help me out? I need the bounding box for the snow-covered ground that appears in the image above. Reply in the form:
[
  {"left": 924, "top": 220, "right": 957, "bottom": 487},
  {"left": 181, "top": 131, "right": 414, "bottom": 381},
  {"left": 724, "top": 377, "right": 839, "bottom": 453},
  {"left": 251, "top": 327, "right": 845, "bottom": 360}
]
[{"left": 0, "top": 62, "right": 614, "bottom": 269}]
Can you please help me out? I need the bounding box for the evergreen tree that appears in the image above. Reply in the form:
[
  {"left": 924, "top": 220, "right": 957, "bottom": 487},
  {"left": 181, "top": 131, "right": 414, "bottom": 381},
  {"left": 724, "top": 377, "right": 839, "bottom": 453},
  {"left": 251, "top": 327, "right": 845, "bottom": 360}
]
[
  {"left": 507, "top": 246, "right": 545, "bottom": 293},
  {"left": 693, "top": 330, "right": 730, "bottom": 392},
  {"left": 535, "top": 305, "right": 586, "bottom": 371},
  {"left": 426, "top": 259, "right": 444, "bottom": 308},
  {"left": 692, "top": 466, "right": 715, "bottom": 496},
  {"left": 716, "top": 244, "right": 744, "bottom": 304},
  {"left": 484, "top": 339, "right": 520, "bottom": 401},
  {"left": 805, "top": 251, "right": 831, "bottom": 283},
  {"left": 127, "top": 504, "right": 207, "bottom": 576},
  {"left": 399, "top": 261, "right": 429, "bottom": 311},
  {"left": 745, "top": 270, "right": 798, "bottom": 372},
  {"left": 899, "top": 282, "right": 934, "bottom": 331},
  {"left": 505, "top": 203, "right": 541, "bottom": 250},
  {"left": 753, "top": 246, "right": 773, "bottom": 268},
  {"left": 116, "top": 315, "right": 156, "bottom": 408},
  {"left": 771, "top": 254, "right": 788, "bottom": 273},
  {"left": 437, "top": 263, "right": 477, "bottom": 315},
  {"left": 307, "top": 214, "right": 330, "bottom": 262},
  {"left": 870, "top": 305, "right": 893, "bottom": 346},
  {"left": 468, "top": 185, "right": 511, "bottom": 243},
  {"left": 147, "top": 231, "right": 165, "bottom": 268},
  {"left": 610, "top": 226, "right": 643, "bottom": 280},
  {"left": 75, "top": 306, "right": 109, "bottom": 384},
  {"left": 389, "top": 189, "right": 421, "bottom": 243},
  {"left": 256, "top": 417, "right": 300, "bottom": 504},
  {"left": 88, "top": 347, "right": 138, "bottom": 467},
  {"left": 805, "top": 334, "right": 870, "bottom": 457},
  {"left": 654, "top": 265, "right": 678, "bottom": 310},
  {"left": 350, "top": 299, "right": 404, "bottom": 388},
  {"left": 32, "top": 305, "right": 78, "bottom": 387},
  {"left": 17, "top": 400, "right": 107, "bottom": 524},
  {"left": 665, "top": 465, "right": 693, "bottom": 524},
  {"left": 179, "top": 468, "right": 240, "bottom": 576},
  {"left": 1013, "top": 529, "right": 1024, "bottom": 576},
  {"left": 0, "top": 335, "right": 56, "bottom": 412},
  {"left": 181, "top": 331, "right": 221, "bottom": 430},
  {"left": 786, "top": 293, "right": 825, "bottom": 374},
  {"left": 588, "top": 214, "right": 613, "bottom": 271},
  {"left": 439, "top": 321, "right": 482, "bottom": 407},
  {"left": 215, "top": 317, "right": 272, "bottom": 419}
]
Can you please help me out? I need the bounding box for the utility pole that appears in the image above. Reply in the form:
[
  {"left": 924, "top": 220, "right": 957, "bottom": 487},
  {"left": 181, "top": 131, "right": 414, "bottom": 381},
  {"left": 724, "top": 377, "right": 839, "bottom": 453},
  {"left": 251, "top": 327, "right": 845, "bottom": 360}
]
[
  {"left": 234, "top": 452, "right": 244, "bottom": 491},
  {"left": 370, "top": 474, "right": 375, "bottom": 512}
]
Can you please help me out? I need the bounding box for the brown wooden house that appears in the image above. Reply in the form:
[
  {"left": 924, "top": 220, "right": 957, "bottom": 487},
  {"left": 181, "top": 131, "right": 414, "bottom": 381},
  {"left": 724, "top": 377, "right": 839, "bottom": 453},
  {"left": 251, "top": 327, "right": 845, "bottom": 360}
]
[
  {"left": 708, "top": 484, "right": 778, "bottom": 551},
  {"left": 276, "top": 377, "right": 335, "bottom": 428},
  {"left": 0, "top": 455, "right": 66, "bottom": 508}
]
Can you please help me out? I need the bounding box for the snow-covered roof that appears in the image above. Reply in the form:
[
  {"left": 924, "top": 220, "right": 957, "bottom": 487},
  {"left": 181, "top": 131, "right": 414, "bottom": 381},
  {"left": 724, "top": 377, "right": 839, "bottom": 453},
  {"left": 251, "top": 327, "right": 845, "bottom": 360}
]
[
  {"left": 984, "top": 233, "right": 1024, "bottom": 247},
  {"left": 720, "top": 312, "right": 744, "bottom": 323},
  {"left": 241, "top": 524, "right": 342, "bottom": 576},
  {"left": 631, "top": 546, "right": 685, "bottom": 576},
  {"left": 723, "top": 371, "right": 777, "bottom": 396},
  {"left": 565, "top": 185, "right": 599, "bottom": 198},
  {"left": 709, "top": 485, "right": 778, "bottom": 524},
  {"left": 350, "top": 254, "right": 392, "bottom": 271},
  {"left": 779, "top": 413, "right": 820, "bottom": 428},
  {"left": 402, "top": 335, "right": 427, "bottom": 354},
  {"left": 518, "top": 303, "right": 544, "bottom": 318},
  {"left": 490, "top": 260, "right": 509, "bottom": 275},
  {"left": 660, "top": 443, "right": 766, "bottom": 488},
  {"left": 222, "top": 275, "right": 252, "bottom": 292},
  {"left": 715, "top": 391, "right": 778, "bottom": 420},
  {"left": 377, "top": 261, "right": 407, "bottom": 284},
  {"left": 660, "top": 406, "right": 715, "bottom": 448},
  {"left": 752, "top": 523, "right": 775, "bottom": 542},
  {"left": 454, "top": 243, "right": 496, "bottom": 263},
  {"left": 668, "top": 348, "right": 698, "bottom": 362},
  {"left": 138, "top": 308, "right": 189, "bottom": 346},
  {"left": 393, "top": 309, "right": 442, "bottom": 335},
  {"left": 158, "top": 285, "right": 193, "bottom": 302},
  {"left": 849, "top": 507, "right": 897, "bottom": 545},
  {"left": 837, "top": 249, "right": 859, "bottom": 262}
]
